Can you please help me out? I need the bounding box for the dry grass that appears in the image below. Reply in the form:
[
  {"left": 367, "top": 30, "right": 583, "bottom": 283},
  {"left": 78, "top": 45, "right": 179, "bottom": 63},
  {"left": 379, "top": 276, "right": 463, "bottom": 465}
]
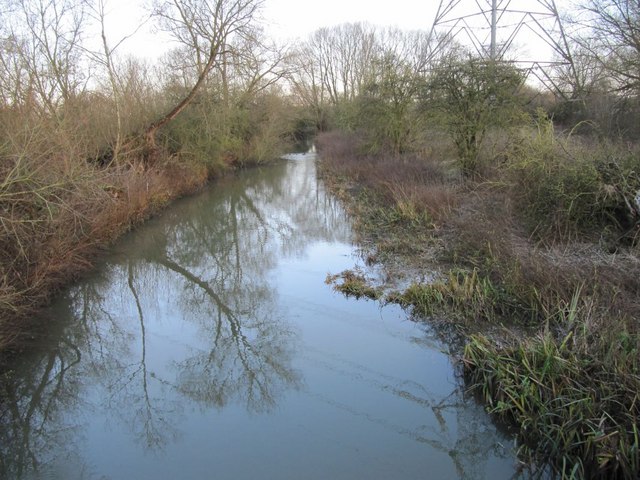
[
  {"left": 318, "top": 127, "right": 640, "bottom": 477},
  {"left": 317, "top": 130, "right": 459, "bottom": 226},
  {"left": 0, "top": 152, "right": 209, "bottom": 352}
]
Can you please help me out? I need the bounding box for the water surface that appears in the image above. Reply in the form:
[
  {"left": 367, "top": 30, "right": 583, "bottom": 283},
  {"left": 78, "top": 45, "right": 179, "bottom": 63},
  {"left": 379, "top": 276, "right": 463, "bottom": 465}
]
[{"left": 1, "top": 153, "right": 522, "bottom": 479}]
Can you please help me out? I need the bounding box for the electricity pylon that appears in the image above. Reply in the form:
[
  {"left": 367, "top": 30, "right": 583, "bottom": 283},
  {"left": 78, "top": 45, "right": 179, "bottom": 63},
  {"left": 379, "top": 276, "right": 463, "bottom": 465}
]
[{"left": 428, "top": 0, "right": 578, "bottom": 98}]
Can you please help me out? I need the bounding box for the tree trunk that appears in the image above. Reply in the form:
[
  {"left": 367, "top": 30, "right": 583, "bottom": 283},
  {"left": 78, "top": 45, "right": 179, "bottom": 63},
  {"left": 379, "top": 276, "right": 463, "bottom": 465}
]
[{"left": 142, "top": 44, "right": 222, "bottom": 165}]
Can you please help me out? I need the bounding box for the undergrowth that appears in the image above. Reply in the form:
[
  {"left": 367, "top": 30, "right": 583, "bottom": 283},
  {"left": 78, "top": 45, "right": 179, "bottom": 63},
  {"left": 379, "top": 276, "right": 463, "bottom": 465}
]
[
  {"left": 317, "top": 123, "right": 640, "bottom": 478},
  {"left": 506, "top": 115, "right": 640, "bottom": 244},
  {"left": 464, "top": 329, "right": 639, "bottom": 479},
  {"left": 0, "top": 153, "right": 211, "bottom": 351}
]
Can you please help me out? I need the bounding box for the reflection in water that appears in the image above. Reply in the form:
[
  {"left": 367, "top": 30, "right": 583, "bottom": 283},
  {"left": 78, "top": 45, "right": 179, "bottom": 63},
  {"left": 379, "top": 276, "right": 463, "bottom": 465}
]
[{"left": 0, "top": 155, "right": 524, "bottom": 479}]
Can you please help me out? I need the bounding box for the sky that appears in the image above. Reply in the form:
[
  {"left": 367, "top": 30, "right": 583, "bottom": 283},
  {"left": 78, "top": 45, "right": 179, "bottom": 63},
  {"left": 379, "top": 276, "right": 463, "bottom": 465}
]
[
  {"left": 103, "top": 0, "right": 571, "bottom": 62},
  {"left": 262, "top": 0, "right": 439, "bottom": 41},
  {"left": 104, "top": 0, "right": 440, "bottom": 59},
  {"left": 262, "top": 0, "right": 574, "bottom": 63}
]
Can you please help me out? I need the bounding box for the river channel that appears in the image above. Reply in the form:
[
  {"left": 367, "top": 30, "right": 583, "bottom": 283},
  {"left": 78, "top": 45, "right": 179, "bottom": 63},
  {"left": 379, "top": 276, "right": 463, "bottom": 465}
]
[{"left": 0, "top": 151, "right": 524, "bottom": 479}]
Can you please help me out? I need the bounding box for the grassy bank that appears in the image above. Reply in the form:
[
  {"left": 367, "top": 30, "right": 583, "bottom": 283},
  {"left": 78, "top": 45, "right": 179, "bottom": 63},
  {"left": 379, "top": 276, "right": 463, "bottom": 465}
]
[
  {"left": 0, "top": 128, "right": 291, "bottom": 355},
  {"left": 318, "top": 127, "right": 640, "bottom": 478},
  {"left": 0, "top": 151, "right": 210, "bottom": 353}
]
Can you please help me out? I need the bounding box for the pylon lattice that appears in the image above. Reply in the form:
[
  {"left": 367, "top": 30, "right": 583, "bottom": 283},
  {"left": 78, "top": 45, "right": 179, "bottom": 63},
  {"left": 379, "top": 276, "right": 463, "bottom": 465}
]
[{"left": 428, "top": 0, "right": 577, "bottom": 97}]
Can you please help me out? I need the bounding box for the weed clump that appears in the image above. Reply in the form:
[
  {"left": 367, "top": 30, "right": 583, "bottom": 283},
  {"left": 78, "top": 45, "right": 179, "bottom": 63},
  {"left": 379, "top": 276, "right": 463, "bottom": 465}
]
[
  {"left": 326, "top": 270, "right": 383, "bottom": 300},
  {"left": 506, "top": 115, "right": 640, "bottom": 243},
  {"left": 464, "top": 329, "right": 640, "bottom": 479},
  {"left": 388, "top": 269, "right": 506, "bottom": 323}
]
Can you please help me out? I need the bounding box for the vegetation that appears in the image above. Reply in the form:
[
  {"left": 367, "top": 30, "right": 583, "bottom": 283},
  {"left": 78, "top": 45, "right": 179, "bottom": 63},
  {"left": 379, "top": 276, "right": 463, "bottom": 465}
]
[
  {"left": 0, "top": 0, "right": 294, "bottom": 352},
  {"left": 464, "top": 330, "right": 639, "bottom": 479},
  {"left": 320, "top": 121, "right": 640, "bottom": 478},
  {"left": 425, "top": 55, "right": 527, "bottom": 177},
  {"left": 2, "top": 0, "right": 640, "bottom": 475},
  {"left": 325, "top": 269, "right": 383, "bottom": 300},
  {"left": 307, "top": 5, "right": 640, "bottom": 475}
]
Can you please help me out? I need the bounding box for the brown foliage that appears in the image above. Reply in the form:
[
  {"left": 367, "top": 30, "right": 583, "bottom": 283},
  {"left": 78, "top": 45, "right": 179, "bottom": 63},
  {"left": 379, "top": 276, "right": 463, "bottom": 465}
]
[
  {"left": 0, "top": 154, "right": 208, "bottom": 352},
  {"left": 448, "top": 185, "right": 640, "bottom": 326},
  {"left": 317, "top": 130, "right": 458, "bottom": 224}
]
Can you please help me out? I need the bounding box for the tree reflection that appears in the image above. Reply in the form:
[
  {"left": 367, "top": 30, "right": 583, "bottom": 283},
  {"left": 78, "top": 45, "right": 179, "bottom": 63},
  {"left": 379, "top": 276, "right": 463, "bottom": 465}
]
[
  {"left": 0, "top": 157, "right": 344, "bottom": 477},
  {"left": 0, "top": 157, "right": 523, "bottom": 479},
  {"left": 0, "top": 331, "right": 84, "bottom": 477},
  {"left": 154, "top": 253, "right": 299, "bottom": 413}
]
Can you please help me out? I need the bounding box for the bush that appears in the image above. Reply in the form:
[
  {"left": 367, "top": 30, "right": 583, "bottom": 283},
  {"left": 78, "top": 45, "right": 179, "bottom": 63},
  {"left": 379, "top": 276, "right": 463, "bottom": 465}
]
[
  {"left": 424, "top": 55, "right": 527, "bottom": 178},
  {"left": 507, "top": 115, "right": 640, "bottom": 243},
  {"left": 163, "top": 92, "right": 293, "bottom": 174}
]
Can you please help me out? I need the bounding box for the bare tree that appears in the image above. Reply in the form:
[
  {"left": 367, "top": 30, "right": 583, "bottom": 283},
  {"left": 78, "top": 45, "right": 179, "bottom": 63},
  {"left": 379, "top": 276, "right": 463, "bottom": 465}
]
[
  {"left": 577, "top": 0, "right": 640, "bottom": 94},
  {"left": 142, "top": 0, "right": 264, "bottom": 160},
  {"left": 12, "top": 0, "right": 87, "bottom": 117},
  {"left": 217, "top": 28, "right": 289, "bottom": 107},
  {"left": 287, "top": 23, "right": 409, "bottom": 131},
  {"left": 553, "top": 39, "right": 610, "bottom": 98},
  {"left": 286, "top": 43, "right": 330, "bottom": 130},
  {"left": 0, "top": 35, "right": 31, "bottom": 109},
  {"left": 303, "top": 23, "right": 379, "bottom": 105},
  {"left": 287, "top": 23, "right": 437, "bottom": 143},
  {"left": 335, "top": 23, "right": 378, "bottom": 101},
  {"left": 84, "top": 0, "right": 151, "bottom": 164}
]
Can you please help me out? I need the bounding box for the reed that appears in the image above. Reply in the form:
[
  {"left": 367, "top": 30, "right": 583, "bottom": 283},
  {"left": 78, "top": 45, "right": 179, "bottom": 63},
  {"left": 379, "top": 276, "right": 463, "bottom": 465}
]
[
  {"left": 464, "top": 322, "right": 640, "bottom": 478},
  {"left": 388, "top": 269, "right": 504, "bottom": 323}
]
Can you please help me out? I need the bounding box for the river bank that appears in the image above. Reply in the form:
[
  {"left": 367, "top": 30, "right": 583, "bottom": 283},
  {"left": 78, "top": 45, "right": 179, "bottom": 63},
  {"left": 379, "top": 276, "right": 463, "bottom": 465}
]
[
  {"left": 317, "top": 129, "right": 640, "bottom": 478},
  {"left": 0, "top": 152, "right": 524, "bottom": 479},
  {"left": 0, "top": 151, "right": 278, "bottom": 357}
]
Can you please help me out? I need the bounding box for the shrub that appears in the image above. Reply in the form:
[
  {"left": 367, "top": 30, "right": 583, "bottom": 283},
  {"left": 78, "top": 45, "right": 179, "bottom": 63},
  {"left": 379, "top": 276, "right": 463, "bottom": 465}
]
[
  {"left": 424, "top": 55, "right": 528, "bottom": 178},
  {"left": 507, "top": 114, "right": 640, "bottom": 243}
]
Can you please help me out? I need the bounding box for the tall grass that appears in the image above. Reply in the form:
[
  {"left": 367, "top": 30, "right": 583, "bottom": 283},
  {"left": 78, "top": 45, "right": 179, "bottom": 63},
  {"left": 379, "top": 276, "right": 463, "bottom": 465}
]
[
  {"left": 0, "top": 147, "right": 209, "bottom": 351},
  {"left": 389, "top": 269, "right": 506, "bottom": 322},
  {"left": 506, "top": 115, "right": 640, "bottom": 243},
  {"left": 464, "top": 324, "right": 639, "bottom": 478}
]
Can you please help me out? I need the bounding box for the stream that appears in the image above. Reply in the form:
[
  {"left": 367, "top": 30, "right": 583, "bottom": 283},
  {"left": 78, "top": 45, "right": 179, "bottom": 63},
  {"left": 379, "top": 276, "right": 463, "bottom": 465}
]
[{"left": 0, "top": 151, "right": 525, "bottom": 479}]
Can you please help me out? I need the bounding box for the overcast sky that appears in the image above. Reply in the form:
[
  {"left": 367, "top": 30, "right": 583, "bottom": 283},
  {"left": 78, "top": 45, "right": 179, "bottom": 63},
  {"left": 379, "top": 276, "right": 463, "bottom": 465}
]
[
  {"left": 262, "top": 0, "right": 439, "bottom": 41},
  {"left": 104, "top": 0, "right": 571, "bottom": 62}
]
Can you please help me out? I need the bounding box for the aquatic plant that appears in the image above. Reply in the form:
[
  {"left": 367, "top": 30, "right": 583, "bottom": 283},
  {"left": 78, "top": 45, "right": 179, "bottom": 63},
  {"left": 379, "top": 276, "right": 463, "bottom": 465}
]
[
  {"left": 325, "top": 269, "right": 383, "bottom": 300},
  {"left": 464, "top": 328, "right": 640, "bottom": 479}
]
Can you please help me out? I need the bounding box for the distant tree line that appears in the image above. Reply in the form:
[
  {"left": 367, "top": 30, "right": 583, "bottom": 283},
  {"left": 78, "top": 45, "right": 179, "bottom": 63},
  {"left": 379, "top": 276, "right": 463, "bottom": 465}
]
[{"left": 286, "top": 0, "right": 640, "bottom": 160}]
